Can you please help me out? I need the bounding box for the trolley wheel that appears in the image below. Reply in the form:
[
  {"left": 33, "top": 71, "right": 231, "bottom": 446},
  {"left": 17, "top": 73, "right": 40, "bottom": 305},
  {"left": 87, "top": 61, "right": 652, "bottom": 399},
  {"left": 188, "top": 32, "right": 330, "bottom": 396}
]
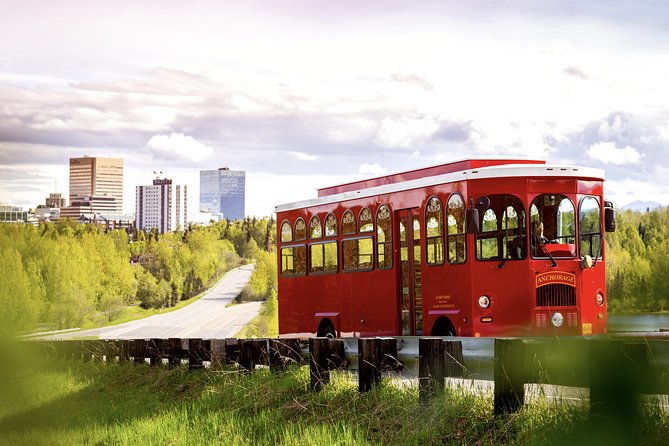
[{"left": 317, "top": 319, "right": 336, "bottom": 338}]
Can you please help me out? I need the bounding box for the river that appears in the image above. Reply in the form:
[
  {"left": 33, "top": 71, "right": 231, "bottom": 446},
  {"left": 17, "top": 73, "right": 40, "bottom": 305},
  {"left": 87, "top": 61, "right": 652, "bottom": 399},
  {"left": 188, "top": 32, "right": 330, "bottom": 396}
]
[{"left": 608, "top": 313, "right": 669, "bottom": 332}]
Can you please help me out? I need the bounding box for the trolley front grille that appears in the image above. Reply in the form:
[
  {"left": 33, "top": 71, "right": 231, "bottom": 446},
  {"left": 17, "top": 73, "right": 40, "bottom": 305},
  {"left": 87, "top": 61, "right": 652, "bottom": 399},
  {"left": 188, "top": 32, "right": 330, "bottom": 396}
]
[{"left": 536, "top": 284, "right": 576, "bottom": 307}]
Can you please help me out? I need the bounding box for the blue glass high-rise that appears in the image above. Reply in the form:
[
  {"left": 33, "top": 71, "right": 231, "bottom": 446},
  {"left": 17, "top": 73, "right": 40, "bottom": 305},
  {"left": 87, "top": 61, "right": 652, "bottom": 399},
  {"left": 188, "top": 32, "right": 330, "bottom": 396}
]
[{"left": 199, "top": 168, "right": 245, "bottom": 220}]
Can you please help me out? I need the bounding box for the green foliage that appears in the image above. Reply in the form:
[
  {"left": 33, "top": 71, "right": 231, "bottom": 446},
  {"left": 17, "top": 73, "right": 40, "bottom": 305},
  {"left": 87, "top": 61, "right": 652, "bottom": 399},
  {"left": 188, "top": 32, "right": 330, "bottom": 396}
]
[
  {"left": 0, "top": 216, "right": 278, "bottom": 333},
  {"left": 606, "top": 206, "right": 669, "bottom": 312},
  {"left": 240, "top": 250, "right": 277, "bottom": 302}
]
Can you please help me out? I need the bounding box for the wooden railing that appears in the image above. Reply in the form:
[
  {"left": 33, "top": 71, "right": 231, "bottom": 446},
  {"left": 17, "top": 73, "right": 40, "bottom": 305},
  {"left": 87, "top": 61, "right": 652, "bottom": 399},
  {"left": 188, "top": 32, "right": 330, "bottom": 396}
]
[{"left": 31, "top": 336, "right": 669, "bottom": 418}]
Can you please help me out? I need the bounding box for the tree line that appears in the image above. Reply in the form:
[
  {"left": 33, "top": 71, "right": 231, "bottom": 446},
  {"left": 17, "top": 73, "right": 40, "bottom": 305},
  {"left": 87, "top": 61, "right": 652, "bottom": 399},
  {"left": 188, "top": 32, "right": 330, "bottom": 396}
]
[
  {"left": 606, "top": 206, "right": 669, "bottom": 312},
  {"left": 1, "top": 206, "right": 667, "bottom": 336},
  {"left": 0, "top": 217, "right": 276, "bottom": 336}
]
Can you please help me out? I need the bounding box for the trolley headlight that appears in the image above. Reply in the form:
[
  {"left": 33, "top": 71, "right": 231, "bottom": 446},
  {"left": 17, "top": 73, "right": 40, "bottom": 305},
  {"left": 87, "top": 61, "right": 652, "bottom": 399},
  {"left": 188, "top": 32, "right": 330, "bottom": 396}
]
[
  {"left": 478, "top": 295, "right": 491, "bottom": 309},
  {"left": 551, "top": 312, "right": 564, "bottom": 328},
  {"left": 596, "top": 292, "right": 604, "bottom": 307},
  {"left": 581, "top": 255, "right": 593, "bottom": 269}
]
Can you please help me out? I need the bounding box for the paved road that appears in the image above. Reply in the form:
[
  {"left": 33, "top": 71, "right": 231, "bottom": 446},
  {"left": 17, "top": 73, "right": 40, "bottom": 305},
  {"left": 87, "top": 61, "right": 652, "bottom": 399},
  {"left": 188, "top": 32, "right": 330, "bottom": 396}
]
[{"left": 46, "top": 264, "right": 260, "bottom": 340}]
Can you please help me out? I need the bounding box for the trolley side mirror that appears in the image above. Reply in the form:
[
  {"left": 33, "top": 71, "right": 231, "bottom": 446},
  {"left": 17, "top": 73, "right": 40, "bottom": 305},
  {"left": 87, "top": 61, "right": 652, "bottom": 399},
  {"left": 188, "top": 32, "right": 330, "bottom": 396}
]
[
  {"left": 604, "top": 201, "right": 616, "bottom": 232},
  {"left": 465, "top": 208, "right": 480, "bottom": 234}
]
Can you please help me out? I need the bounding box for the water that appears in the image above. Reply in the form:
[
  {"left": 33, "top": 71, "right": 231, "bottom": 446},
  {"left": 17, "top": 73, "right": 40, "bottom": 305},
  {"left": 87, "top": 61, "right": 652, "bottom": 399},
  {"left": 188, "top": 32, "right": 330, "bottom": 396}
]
[{"left": 608, "top": 313, "right": 669, "bottom": 332}]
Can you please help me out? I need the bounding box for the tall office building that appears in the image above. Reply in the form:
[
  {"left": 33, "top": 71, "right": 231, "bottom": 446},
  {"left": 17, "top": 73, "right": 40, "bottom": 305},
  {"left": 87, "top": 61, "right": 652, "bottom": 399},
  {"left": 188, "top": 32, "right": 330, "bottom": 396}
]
[
  {"left": 68, "top": 156, "right": 124, "bottom": 213},
  {"left": 45, "top": 192, "right": 67, "bottom": 208},
  {"left": 136, "top": 178, "right": 187, "bottom": 233},
  {"left": 200, "top": 167, "right": 245, "bottom": 220}
]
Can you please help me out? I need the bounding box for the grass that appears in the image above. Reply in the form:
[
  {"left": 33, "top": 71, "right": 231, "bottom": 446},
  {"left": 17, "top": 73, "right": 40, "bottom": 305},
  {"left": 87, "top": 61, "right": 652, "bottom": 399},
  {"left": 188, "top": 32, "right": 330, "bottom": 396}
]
[{"left": 2, "top": 342, "right": 668, "bottom": 446}]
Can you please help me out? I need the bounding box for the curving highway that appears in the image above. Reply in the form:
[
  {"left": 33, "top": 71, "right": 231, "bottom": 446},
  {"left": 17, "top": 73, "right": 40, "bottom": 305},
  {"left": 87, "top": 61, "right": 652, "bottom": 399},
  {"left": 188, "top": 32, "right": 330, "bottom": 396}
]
[{"left": 46, "top": 264, "right": 260, "bottom": 340}]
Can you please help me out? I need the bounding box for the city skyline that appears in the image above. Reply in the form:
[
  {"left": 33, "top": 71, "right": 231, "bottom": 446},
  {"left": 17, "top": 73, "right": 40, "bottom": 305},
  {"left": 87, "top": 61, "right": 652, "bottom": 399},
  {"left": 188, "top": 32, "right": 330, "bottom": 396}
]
[{"left": 2, "top": 1, "right": 669, "bottom": 218}]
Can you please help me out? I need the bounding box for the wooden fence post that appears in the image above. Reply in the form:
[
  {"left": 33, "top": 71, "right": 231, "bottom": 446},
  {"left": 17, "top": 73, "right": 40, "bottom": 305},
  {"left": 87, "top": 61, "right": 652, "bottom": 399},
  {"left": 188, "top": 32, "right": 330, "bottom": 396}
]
[
  {"left": 328, "top": 339, "right": 346, "bottom": 370},
  {"left": 444, "top": 340, "right": 465, "bottom": 377},
  {"left": 378, "top": 337, "right": 401, "bottom": 372},
  {"left": 148, "top": 339, "right": 163, "bottom": 366},
  {"left": 134, "top": 339, "right": 148, "bottom": 364},
  {"left": 209, "top": 339, "right": 225, "bottom": 369},
  {"left": 239, "top": 339, "right": 268, "bottom": 372},
  {"left": 590, "top": 340, "right": 647, "bottom": 427},
  {"left": 188, "top": 338, "right": 204, "bottom": 370},
  {"left": 419, "top": 338, "right": 445, "bottom": 404},
  {"left": 494, "top": 338, "right": 526, "bottom": 415},
  {"left": 224, "top": 338, "right": 240, "bottom": 365},
  {"left": 310, "top": 337, "right": 330, "bottom": 391},
  {"left": 104, "top": 340, "right": 118, "bottom": 364},
  {"left": 119, "top": 340, "right": 130, "bottom": 363},
  {"left": 269, "top": 338, "right": 303, "bottom": 372},
  {"left": 359, "top": 338, "right": 380, "bottom": 392},
  {"left": 167, "top": 338, "right": 182, "bottom": 367}
]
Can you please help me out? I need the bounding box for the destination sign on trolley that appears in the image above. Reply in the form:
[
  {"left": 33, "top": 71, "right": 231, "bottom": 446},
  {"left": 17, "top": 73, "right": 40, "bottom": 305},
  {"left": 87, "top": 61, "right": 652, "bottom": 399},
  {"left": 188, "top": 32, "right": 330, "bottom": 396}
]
[{"left": 535, "top": 271, "right": 576, "bottom": 288}]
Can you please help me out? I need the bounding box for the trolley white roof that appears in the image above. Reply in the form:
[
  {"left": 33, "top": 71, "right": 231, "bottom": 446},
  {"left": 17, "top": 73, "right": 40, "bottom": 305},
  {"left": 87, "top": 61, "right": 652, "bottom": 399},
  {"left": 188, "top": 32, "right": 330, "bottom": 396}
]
[{"left": 275, "top": 163, "right": 605, "bottom": 213}]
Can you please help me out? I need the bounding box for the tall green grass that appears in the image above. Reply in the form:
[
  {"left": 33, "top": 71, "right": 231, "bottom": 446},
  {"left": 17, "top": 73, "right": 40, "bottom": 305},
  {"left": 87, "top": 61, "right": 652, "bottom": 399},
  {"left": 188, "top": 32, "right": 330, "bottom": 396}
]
[{"left": 1, "top": 342, "right": 667, "bottom": 445}]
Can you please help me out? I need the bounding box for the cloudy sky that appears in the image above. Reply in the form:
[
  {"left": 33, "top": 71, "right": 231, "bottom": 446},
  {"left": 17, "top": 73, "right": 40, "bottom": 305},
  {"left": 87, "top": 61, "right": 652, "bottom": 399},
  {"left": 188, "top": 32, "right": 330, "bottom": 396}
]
[{"left": 2, "top": 0, "right": 669, "bottom": 219}]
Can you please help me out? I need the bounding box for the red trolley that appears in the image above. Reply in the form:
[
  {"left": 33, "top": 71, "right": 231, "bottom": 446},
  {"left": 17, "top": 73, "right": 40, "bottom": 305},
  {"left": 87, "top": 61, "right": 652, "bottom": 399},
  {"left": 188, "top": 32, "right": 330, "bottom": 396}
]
[{"left": 275, "top": 158, "right": 615, "bottom": 338}]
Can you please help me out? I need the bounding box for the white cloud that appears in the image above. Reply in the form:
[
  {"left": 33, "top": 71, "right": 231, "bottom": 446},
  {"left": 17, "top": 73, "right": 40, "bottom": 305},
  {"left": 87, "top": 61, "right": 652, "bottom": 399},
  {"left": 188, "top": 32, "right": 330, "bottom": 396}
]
[
  {"left": 375, "top": 116, "right": 439, "bottom": 148},
  {"left": 288, "top": 151, "right": 319, "bottom": 161},
  {"left": 587, "top": 142, "right": 642, "bottom": 165},
  {"left": 146, "top": 133, "right": 213, "bottom": 162},
  {"left": 359, "top": 163, "right": 388, "bottom": 176}
]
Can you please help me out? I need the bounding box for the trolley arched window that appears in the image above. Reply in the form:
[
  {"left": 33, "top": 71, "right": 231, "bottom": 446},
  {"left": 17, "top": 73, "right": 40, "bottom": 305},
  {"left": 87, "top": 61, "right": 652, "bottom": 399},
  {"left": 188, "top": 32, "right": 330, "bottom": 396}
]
[
  {"left": 280, "top": 220, "right": 292, "bottom": 243},
  {"left": 579, "top": 196, "right": 602, "bottom": 258},
  {"left": 309, "top": 215, "right": 322, "bottom": 239},
  {"left": 476, "top": 194, "right": 526, "bottom": 260},
  {"left": 294, "top": 218, "right": 307, "bottom": 241},
  {"left": 376, "top": 204, "right": 392, "bottom": 269},
  {"left": 447, "top": 193, "right": 466, "bottom": 264},
  {"left": 325, "top": 213, "right": 338, "bottom": 237},
  {"left": 425, "top": 196, "right": 444, "bottom": 265},
  {"left": 530, "top": 195, "right": 576, "bottom": 258},
  {"left": 342, "top": 210, "right": 356, "bottom": 235},
  {"left": 359, "top": 207, "right": 373, "bottom": 233}
]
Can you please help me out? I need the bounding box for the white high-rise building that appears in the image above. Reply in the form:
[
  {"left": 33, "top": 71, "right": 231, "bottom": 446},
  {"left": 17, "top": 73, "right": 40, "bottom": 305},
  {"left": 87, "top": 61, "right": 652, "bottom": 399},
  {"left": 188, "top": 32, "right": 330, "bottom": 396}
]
[{"left": 135, "top": 178, "right": 187, "bottom": 233}]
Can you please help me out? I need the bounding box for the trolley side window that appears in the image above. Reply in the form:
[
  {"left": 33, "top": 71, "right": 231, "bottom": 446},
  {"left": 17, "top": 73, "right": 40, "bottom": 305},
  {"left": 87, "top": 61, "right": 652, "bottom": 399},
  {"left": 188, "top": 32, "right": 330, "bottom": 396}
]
[
  {"left": 579, "top": 196, "right": 602, "bottom": 258},
  {"left": 376, "top": 204, "right": 393, "bottom": 270},
  {"left": 343, "top": 237, "right": 374, "bottom": 271},
  {"left": 281, "top": 245, "right": 307, "bottom": 276},
  {"left": 425, "top": 196, "right": 444, "bottom": 265},
  {"left": 447, "top": 193, "right": 466, "bottom": 264},
  {"left": 310, "top": 241, "right": 338, "bottom": 273}
]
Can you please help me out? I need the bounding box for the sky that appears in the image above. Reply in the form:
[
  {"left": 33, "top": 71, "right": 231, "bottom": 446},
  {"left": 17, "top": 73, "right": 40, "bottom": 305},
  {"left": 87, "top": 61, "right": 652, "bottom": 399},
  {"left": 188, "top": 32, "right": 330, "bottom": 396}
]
[{"left": 2, "top": 0, "right": 669, "bottom": 220}]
